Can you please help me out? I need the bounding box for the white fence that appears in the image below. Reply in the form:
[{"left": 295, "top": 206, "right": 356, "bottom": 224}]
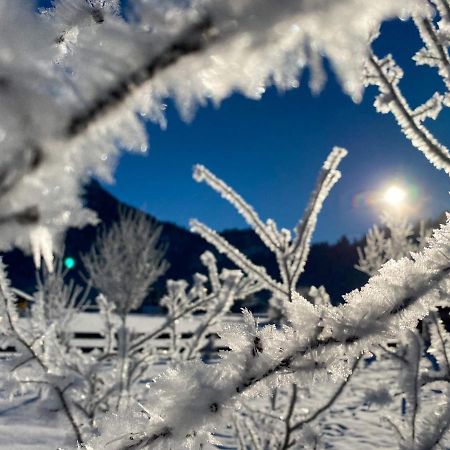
[{"left": 68, "top": 312, "right": 266, "bottom": 352}]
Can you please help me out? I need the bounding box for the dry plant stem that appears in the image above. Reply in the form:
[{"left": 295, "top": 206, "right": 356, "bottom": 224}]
[
  {"left": 184, "top": 312, "right": 217, "bottom": 360},
  {"left": 194, "top": 165, "right": 280, "bottom": 252},
  {"left": 232, "top": 415, "right": 248, "bottom": 450},
  {"left": 279, "top": 383, "right": 298, "bottom": 450},
  {"left": 243, "top": 403, "right": 283, "bottom": 422},
  {"left": 409, "top": 334, "right": 421, "bottom": 445},
  {"left": 378, "top": 344, "right": 409, "bottom": 365},
  {"left": 116, "top": 315, "right": 128, "bottom": 412},
  {"left": 184, "top": 286, "right": 239, "bottom": 360},
  {"left": 290, "top": 168, "right": 334, "bottom": 283},
  {"left": 384, "top": 416, "right": 405, "bottom": 441},
  {"left": 191, "top": 220, "right": 287, "bottom": 296},
  {"left": 289, "top": 357, "right": 360, "bottom": 434},
  {"left": 414, "top": 16, "right": 450, "bottom": 90},
  {"left": 128, "top": 291, "right": 222, "bottom": 356},
  {"left": 432, "top": 310, "right": 450, "bottom": 374}
]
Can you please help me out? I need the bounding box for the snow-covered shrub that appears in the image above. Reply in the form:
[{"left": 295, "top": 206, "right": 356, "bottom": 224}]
[
  {"left": 82, "top": 207, "right": 168, "bottom": 319},
  {"left": 350, "top": 10, "right": 450, "bottom": 441},
  {"left": 0, "top": 0, "right": 448, "bottom": 449},
  {"left": 187, "top": 149, "right": 355, "bottom": 447},
  {"left": 191, "top": 147, "right": 347, "bottom": 304},
  {"left": 356, "top": 215, "right": 431, "bottom": 276},
  {"left": 356, "top": 213, "right": 450, "bottom": 450},
  {"left": 86, "top": 217, "right": 450, "bottom": 449},
  {"left": 160, "top": 251, "right": 248, "bottom": 361},
  {"left": 86, "top": 145, "right": 448, "bottom": 449},
  {"left": 232, "top": 292, "right": 359, "bottom": 450},
  {"left": 0, "top": 259, "right": 89, "bottom": 443},
  {"left": 0, "top": 250, "right": 245, "bottom": 444}
]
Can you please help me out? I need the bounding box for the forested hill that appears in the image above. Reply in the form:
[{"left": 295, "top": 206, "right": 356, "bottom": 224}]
[{"left": 1, "top": 180, "right": 373, "bottom": 311}]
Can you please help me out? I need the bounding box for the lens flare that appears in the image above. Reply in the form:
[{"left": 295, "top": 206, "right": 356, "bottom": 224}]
[
  {"left": 351, "top": 178, "right": 421, "bottom": 220},
  {"left": 64, "top": 256, "right": 76, "bottom": 270}
]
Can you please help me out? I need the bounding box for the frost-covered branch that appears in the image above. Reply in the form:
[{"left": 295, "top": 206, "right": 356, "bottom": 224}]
[
  {"left": 64, "top": 15, "right": 214, "bottom": 138},
  {"left": 191, "top": 147, "right": 347, "bottom": 302},
  {"left": 0, "top": 260, "right": 85, "bottom": 443},
  {"left": 365, "top": 53, "right": 450, "bottom": 175},
  {"left": 413, "top": 14, "right": 450, "bottom": 90},
  {"left": 86, "top": 218, "right": 450, "bottom": 449},
  {"left": 367, "top": 0, "right": 450, "bottom": 176},
  {"left": 357, "top": 209, "right": 450, "bottom": 449},
  {"left": 289, "top": 147, "right": 347, "bottom": 286},
  {"left": 193, "top": 165, "right": 281, "bottom": 252},
  {"left": 159, "top": 251, "right": 247, "bottom": 361},
  {"left": 190, "top": 219, "right": 286, "bottom": 296},
  {"left": 356, "top": 214, "right": 431, "bottom": 276}
]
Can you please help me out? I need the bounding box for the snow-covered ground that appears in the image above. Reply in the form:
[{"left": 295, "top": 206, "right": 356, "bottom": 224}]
[
  {"left": 0, "top": 350, "right": 443, "bottom": 450},
  {"left": 0, "top": 387, "right": 73, "bottom": 449}
]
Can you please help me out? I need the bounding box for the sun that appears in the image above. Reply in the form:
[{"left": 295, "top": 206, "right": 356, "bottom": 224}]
[{"left": 383, "top": 185, "right": 407, "bottom": 206}]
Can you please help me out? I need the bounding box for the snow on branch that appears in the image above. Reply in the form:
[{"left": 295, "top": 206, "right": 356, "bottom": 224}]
[
  {"left": 365, "top": 53, "right": 450, "bottom": 175},
  {"left": 413, "top": 10, "right": 450, "bottom": 91},
  {"left": 64, "top": 15, "right": 214, "bottom": 139},
  {"left": 160, "top": 253, "right": 246, "bottom": 361},
  {"left": 367, "top": 1, "right": 450, "bottom": 176},
  {"left": 86, "top": 217, "right": 450, "bottom": 449},
  {"left": 193, "top": 165, "right": 280, "bottom": 252},
  {"left": 191, "top": 147, "right": 346, "bottom": 300},
  {"left": 289, "top": 147, "right": 347, "bottom": 285},
  {"left": 190, "top": 219, "right": 286, "bottom": 296}
]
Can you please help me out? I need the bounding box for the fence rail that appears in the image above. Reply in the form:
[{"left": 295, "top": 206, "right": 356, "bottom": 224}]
[{"left": 10, "top": 312, "right": 268, "bottom": 353}]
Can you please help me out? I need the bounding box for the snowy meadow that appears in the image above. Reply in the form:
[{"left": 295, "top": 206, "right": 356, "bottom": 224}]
[{"left": 0, "top": 1, "right": 449, "bottom": 449}]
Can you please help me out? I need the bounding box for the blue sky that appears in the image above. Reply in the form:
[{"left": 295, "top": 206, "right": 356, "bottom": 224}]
[
  {"left": 36, "top": 1, "right": 449, "bottom": 242},
  {"left": 105, "top": 18, "right": 449, "bottom": 242}
]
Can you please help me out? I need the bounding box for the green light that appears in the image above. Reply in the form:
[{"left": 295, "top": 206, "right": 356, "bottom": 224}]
[{"left": 64, "top": 257, "right": 76, "bottom": 270}]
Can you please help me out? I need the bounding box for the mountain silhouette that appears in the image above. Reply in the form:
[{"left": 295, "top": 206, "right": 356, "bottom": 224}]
[{"left": 1, "top": 180, "right": 375, "bottom": 312}]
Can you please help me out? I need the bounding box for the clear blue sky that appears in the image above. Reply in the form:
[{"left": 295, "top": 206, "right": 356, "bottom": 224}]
[{"left": 37, "top": 2, "right": 450, "bottom": 242}]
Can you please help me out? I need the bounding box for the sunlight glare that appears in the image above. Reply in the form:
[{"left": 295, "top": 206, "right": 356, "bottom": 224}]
[{"left": 383, "top": 185, "right": 407, "bottom": 206}]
